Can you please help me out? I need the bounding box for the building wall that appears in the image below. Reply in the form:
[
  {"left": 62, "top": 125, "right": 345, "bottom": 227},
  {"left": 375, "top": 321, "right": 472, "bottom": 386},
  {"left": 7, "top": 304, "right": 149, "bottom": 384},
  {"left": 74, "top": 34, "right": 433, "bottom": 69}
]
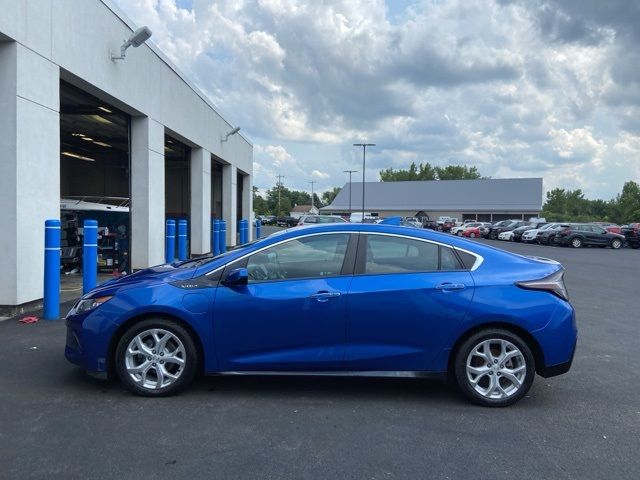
[{"left": 0, "top": 0, "right": 253, "bottom": 308}]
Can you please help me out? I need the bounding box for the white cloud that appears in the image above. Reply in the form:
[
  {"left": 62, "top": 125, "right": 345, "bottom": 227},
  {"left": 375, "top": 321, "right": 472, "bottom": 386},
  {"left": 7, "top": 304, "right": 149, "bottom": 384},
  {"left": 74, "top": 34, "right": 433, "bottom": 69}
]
[{"left": 113, "top": 0, "right": 640, "bottom": 199}]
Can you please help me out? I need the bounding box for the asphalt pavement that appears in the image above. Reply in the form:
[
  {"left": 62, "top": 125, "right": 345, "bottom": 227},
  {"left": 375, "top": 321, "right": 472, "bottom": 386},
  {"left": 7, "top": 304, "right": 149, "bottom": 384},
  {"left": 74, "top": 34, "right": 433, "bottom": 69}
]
[{"left": 0, "top": 238, "right": 638, "bottom": 479}]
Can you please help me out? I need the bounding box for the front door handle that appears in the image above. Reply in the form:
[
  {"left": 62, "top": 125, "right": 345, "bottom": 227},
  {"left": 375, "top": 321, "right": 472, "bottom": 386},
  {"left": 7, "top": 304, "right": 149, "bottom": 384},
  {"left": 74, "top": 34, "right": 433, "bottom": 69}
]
[
  {"left": 310, "top": 291, "right": 341, "bottom": 302},
  {"left": 435, "top": 283, "right": 466, "bottom": 291}
]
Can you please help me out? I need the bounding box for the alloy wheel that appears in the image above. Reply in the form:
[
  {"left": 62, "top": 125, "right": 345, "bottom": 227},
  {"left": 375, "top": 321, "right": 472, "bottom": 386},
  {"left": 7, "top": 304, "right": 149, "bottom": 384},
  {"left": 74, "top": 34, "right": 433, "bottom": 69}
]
[
  {"left": 611, "top": 239, "right": 622, "bottom": 249},
  {"left": 465, "top": 339, "right": 527, "bottom": 400},
  {"left": 571, "top": 237, "right": 582, "bottom": 248},
  {"left": 124, "top": 328, "right": 186, "bottom": 390}
]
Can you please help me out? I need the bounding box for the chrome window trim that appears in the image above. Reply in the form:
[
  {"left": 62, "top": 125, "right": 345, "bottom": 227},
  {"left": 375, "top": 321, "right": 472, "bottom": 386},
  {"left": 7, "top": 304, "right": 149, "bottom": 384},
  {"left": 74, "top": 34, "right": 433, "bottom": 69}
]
[{"left": 205, "top": 229, "right": 484, "bottom": 276}]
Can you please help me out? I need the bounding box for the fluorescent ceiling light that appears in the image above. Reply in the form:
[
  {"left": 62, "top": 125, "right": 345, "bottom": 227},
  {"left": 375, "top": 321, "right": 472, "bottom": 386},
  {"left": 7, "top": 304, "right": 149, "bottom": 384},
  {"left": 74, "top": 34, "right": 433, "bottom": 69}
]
[
  {"left": 93, "top": 141, "right": 112, "bottom": 147},
  {"left": 62, "top": 151, "right": 95, "bottom": 162},
  {"left": 98, "top": 106, "right": 112, "bottom": 113},
  {"left": 81, "top": 137, "right": 94, "bottom": 141},
  {"left": 89, "top": 115, "right": 113, "bottom": 125},
  {"left": 72, "top": 133, "right": 85, "bottom": 137}
]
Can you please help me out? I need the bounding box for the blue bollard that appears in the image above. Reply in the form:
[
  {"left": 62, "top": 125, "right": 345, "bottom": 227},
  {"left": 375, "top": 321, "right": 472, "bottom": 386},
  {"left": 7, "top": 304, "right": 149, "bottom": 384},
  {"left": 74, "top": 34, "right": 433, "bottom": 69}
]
[
  {"left": 178, "top": 219, "right": 188, "bottom": 261},
  {"left": 165, "top": 219, "right": 176, "bottom": 263},
  {"left": 220, "top": 220, "right": 227, "bottom": 252},
  {"left": 82, "top": 219, "right": 98, "bottom": 295},
  {"left": 238, "top": 219, "right": 245, "bottom": 245},
  {"left": 213, "top": 219, "right": 220, "bottom": 256},
  {"left": 243, "top": 219, "right": 249, "bottom": 243},
  {"left": 256, "top": 219, "right": 262, "bottom": 239},
  {"left": 43, "top": 219, "right": 61, "bottom": 320}
]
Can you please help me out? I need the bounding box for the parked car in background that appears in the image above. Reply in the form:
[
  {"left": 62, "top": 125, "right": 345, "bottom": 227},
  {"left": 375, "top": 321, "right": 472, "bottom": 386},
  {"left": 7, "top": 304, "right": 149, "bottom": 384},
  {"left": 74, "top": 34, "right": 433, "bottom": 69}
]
[
  {"left": 260, "top": 215, "right": 276, "bottom": 225},
  {"left": 593, "top": 222, "right": 622, "bottom": 235},
  {"left": 462, "top": 226, "right": 481, "bottom": 238},
  {"left": 66, "top": 223, "right": 577, "bottom": 406},
  {"left": 553, "top": 224, "right": 625, "bottom": 249},
  {"left": 511, "top": 222, "right": 548, "bottom": 243},
  {"left": 537, "top": 224, "right": 568, "bottom": 245},
  {"left": 522, "top": 223, "right": 559, "bottom": 243},
  {"left": 276, "top": 216, "right": 298, "bottom": 227},
  {"left": 451, "top": 222, "right": 484, "bottom": 236},
  {"left": 404, "top": 217, "right": 422, "bottom": 228},
  {"left": 297, "top": 215, "right": 347, "bottom": 226},
  {"left": 414, "top": 211, "right": 438, "bottom": 230},
  {"left": 498, "top": 230, "right": 516, "bottom": 241},
  {"left": 489, "top": 220, "right": 527, "bottom": 240},
  {"left": 438, "top": 219, "right": 457, "bottom": 232},
  {"left": 621, "top": 223, "right": 640, "bottom": 249}
]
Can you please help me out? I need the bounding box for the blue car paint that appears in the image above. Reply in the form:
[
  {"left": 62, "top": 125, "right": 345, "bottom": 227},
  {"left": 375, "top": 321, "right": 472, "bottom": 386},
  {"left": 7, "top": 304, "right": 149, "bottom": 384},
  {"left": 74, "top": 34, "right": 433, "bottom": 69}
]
[{"left": 65, "top": 223, "right": 577, "bottom": 378}]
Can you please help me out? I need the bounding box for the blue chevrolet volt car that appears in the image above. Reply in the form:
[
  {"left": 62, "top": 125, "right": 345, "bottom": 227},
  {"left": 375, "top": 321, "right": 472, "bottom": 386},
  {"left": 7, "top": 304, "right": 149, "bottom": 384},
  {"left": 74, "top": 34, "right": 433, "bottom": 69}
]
[{"left": 65, "top": 223, "right": 577, "bottom": 407}]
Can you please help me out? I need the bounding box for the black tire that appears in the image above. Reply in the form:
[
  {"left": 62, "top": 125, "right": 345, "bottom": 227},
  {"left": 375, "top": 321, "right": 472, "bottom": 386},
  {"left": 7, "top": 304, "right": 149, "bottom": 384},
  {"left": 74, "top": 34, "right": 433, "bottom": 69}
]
[
  {"left": 115, "top": 318, "right": 199, "bottom": 397},
  {"left": 454, "top": 329, "right": 535, "bottom": 407},
  {"left": 570, "top": 237, "right": 582, "bottom": 248},
  {"left": 610, "top": 238, "right": 622, "bottom": 249}
]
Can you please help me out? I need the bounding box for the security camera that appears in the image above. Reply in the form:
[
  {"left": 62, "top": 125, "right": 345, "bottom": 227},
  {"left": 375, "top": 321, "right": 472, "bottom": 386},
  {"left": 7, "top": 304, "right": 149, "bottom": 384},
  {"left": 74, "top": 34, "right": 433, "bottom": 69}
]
[
  {"left": 111, "top": 26, "right": 153, "bottom": 61},
  {"left": 222, "top": 126, "right": 241, "bottom": 142}
]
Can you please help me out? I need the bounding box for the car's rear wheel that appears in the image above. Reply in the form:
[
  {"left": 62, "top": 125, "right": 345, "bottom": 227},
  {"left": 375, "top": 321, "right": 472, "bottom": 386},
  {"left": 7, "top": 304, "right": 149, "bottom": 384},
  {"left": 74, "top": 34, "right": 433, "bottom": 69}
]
[
  {"left": 570, "top": 237, "right": 583, "bottom": 248},
  {"left": 454, "top": 329, "right": 535, "bottom": 407},
  {"left": 457, "top": 231, "right": 463, "bottom": 236},
  {"left": 610, "top": 238, "right": 622, "bottom": 249},
  {"left": 469, "top": 232, "right": 476, "bottom": 238},
  {"left": 115, "top": 318, "right": 199, "bottom": 397}
]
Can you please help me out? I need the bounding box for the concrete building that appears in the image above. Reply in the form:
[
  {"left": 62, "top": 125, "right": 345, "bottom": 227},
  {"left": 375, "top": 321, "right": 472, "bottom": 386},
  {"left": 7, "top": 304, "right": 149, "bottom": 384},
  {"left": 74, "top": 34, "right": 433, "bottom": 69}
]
[
  {"left": 0, "top": 0, "right": 253, "bottom": 312},
  {"left": 321, "top": 178, "right": 543, "bottom": 221}
]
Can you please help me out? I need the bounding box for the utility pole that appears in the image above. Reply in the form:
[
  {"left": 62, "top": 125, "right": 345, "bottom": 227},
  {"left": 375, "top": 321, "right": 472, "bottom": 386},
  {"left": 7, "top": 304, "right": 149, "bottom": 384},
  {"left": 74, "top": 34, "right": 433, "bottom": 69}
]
[
  {"left": 308, "top": 181, "right": 316, "bottom": 211},
  {"left": 353, "top": 143, "right": 375, "bottom": 223},
  {"left": 343, "top": 170, "right": 357, "bottom": 215},
  {"left": 276, "top": 174, "right": 285, "bottom": 216}
]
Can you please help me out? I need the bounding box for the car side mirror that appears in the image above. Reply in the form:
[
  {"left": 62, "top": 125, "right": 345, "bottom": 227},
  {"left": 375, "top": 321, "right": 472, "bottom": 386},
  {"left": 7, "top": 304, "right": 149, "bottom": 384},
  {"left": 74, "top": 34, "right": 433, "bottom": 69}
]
[{"left": 224, "top": 267, "right": 248, "bottom": 286}]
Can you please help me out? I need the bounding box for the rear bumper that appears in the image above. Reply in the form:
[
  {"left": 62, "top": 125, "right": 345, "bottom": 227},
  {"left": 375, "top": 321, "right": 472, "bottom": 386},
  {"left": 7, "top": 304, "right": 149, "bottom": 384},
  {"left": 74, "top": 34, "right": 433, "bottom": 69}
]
[{"left": 538, "top": 339, "right": 576, "bottom": 378}]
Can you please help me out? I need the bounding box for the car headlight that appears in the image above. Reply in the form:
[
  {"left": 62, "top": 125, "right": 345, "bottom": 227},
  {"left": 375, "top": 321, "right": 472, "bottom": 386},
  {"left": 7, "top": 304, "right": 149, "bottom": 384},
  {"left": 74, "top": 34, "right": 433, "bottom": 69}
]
[{"left": 73, "top": 296, "right": 113, "bottom": 315}]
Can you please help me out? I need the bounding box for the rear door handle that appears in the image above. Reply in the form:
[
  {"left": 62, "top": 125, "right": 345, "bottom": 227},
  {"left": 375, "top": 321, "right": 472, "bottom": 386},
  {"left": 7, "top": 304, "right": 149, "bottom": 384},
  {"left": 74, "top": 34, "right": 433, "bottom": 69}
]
[
  {"left": 310, "top": 291, "right": 341, "bottom": 302},
  {"left": 435, "top": 283, "right": 466, "bottom": 291}
]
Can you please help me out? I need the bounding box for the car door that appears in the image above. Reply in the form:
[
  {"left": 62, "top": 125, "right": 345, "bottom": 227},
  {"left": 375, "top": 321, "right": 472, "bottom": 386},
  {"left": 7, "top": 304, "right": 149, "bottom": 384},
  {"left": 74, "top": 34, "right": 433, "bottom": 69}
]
[
  {"left": 590, "top": 225, "right": 608, "bottom": 245},
  {"left": 345, "top": 233, "right": 475, "bottom": 371},
  {"left": 213, "top": 232, "right": 356, "bottom": 371}
]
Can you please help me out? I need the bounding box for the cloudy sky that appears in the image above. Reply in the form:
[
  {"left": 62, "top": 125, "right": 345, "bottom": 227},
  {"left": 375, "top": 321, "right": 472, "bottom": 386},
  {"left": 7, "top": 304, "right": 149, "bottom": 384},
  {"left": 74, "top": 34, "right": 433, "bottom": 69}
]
[{"left": 113, "top": 0, "right": 640, "bottom": 200}]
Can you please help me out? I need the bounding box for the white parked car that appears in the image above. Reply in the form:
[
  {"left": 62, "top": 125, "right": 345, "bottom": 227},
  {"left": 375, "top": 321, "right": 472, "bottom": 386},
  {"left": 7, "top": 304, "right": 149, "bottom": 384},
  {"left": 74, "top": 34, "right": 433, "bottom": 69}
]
[
  {"left": 521, "top": 222, "right": 560, "bottom": 243},
  {"left": 498, "top": 230, "right": 515, "bottom": 241},
  {"left": 404, "top": 217, "right": 422, "bottom": 228}
]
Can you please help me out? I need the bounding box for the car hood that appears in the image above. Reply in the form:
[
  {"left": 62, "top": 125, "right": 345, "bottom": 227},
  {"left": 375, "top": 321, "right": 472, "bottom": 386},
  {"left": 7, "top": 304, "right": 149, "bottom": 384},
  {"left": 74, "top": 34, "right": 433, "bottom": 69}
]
[{"left": 93, "top": 264, "right": 196, "bottom": 292}]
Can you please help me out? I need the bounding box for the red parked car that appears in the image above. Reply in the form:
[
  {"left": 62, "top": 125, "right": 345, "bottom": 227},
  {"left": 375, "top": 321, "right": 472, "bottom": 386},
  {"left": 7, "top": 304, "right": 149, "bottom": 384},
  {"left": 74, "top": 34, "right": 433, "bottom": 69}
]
[
  {"left": 462, "top": 226, "right": 481, "bottom": 238},
  {"left": 594, "top": 222, "right": 621, "bottom": 234}
]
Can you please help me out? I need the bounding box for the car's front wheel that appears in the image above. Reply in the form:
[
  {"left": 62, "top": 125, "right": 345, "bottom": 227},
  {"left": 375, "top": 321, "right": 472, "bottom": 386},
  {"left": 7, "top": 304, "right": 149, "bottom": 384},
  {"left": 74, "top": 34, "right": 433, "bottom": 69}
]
[
  {"left": 570, "top": 237, "right": 583, "bottom": 248},
  {"left": 610, "top": 238, "right": 623, "bottom": 249},
  {"left": 454, "top": 329, "right": 535, "bottom": 407},
  {"left": 115, "top": 318, "right": 199, "bottom": 397}
]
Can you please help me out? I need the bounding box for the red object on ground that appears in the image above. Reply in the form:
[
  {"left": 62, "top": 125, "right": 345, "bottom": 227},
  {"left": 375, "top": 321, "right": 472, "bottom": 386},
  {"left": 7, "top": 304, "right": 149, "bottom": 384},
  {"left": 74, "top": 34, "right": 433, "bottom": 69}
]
[{"left": 19, "top": 316, "right": 39, "bottom": 324}]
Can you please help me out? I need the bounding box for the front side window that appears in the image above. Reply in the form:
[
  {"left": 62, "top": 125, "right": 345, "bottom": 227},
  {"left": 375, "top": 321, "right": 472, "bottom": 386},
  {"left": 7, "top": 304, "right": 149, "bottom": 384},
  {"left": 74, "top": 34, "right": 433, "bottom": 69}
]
[
  {"left": 246, "top": 233, "right": 350, "bottom": 282},
  {"left": 363, "top": 235, "right": 462, "bottom": 274}
]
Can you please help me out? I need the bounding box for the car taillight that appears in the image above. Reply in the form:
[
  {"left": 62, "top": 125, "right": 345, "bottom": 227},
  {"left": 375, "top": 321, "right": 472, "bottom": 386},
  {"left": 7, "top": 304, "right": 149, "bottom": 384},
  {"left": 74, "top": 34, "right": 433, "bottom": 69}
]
[{"left": 515, "top": 269, "right": 569, "bottom": 301}]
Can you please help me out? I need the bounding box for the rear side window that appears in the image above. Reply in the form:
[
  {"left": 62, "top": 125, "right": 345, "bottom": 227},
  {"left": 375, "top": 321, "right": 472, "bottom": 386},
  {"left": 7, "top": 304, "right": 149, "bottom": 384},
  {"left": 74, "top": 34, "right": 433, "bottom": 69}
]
[
  {"left": 303, "top": 216, "right": 317, "bottom": 224},
  {"left": 361, "top": 235, "right": 463, "bottom": 274},
  {"left": 456, "top": 250, "right": 477, "bottom": 270}
]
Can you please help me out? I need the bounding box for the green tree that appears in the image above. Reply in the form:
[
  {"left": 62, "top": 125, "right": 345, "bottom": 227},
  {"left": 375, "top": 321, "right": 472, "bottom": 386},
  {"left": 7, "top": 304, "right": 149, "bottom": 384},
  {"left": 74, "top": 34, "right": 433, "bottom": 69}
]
[
  {"left": 321, "top": 187, "right": 341, "bottom": 206},
  {"left": 379, "top": 162, "right": 483, "bottom": 181},
  {"left": 252, "top": 186, "right": 269, "bottom": 216}
]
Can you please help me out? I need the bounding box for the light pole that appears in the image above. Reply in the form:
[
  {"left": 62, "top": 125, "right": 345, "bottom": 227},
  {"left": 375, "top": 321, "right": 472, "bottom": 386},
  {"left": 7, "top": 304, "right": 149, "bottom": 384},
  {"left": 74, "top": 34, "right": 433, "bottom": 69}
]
[
  {"left": 276, "top": 174, "right": 285, "bottom": 216},
  {"left": 353, "top": 143, "right": 375, "bottom": 223},
  {"left": 343, "top": 170, "right": 357, "bottom": 215},
  {"left": 308, "top": 181, "right": 316, "bottom": 212}
]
